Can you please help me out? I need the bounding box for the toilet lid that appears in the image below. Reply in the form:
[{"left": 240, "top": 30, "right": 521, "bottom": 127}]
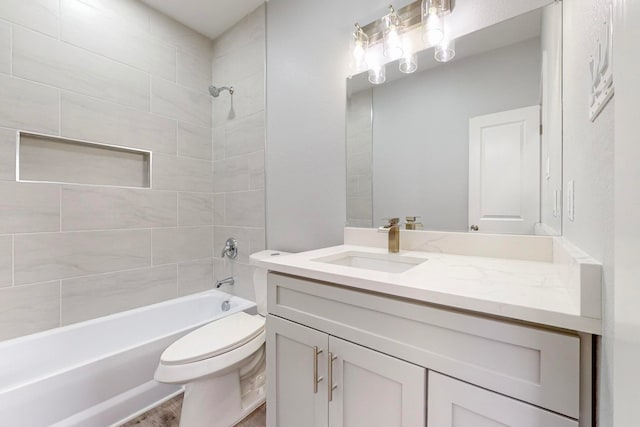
[{"left": 161, "top": 312, "right": 265, "bottom": 365}]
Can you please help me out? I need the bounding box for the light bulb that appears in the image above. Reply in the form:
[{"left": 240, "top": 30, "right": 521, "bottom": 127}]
[
  {"left": 422, "top": 13, "right": 443, "bottom": 46},
  {"left": 435, "top": 37, "right": 455, "bottom": 62},
  {"left": 383, "top": 24, "right": 404, "bottom": 60},
  {"left": 352, "top": 39, "right": 367, "bottom": 70},
  {"left": 368, "top": 64, "right": 386, "bottom": 85}
]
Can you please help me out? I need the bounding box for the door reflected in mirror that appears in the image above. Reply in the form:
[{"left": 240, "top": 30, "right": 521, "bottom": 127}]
[{"left": 346, "top": 5, "right": 563, "bottom": 236}]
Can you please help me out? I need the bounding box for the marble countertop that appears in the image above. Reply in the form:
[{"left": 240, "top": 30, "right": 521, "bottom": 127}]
[{"left": 256, "top": 244, "right": 602, "bottom": 334}]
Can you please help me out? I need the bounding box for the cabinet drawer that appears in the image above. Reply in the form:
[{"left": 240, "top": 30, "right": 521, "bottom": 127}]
[
  {"left": 428, "top": 372, "right": 578, "bottom": 427},
  {"left": 268, "top": 273, "right": 580, "bottom": 418}
]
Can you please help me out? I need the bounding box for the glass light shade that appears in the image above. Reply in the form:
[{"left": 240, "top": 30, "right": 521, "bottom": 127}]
[
  {"left": 383, "top": 24, "right": 404, "bottom": 60},
  {"left": 352, "top": 38, "right": 368, "bottom": 70},
  {"left": 435, "top": 37, "right": 455, "bottom": 62},
  {"left": 399, "top": 53, "right": 418, "bottom": 73},
  {"left": 422, "top": 13, "right": 443, "bottom": 46},
  {"left": 368, "top": 64, "right": 386, "bottom": 85}
]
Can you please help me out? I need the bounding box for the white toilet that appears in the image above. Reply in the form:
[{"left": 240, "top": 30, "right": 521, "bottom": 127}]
[{"left": 154, "top": 250, "right": 284, "bottom": 427}]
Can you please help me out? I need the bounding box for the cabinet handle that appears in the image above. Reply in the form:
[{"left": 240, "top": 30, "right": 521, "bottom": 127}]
[
  {"left": 328, "top": 352, "right": 338, "bottom": 402},
  {"left": 313, "top": 346, "right": 323, "bottom": 394}
]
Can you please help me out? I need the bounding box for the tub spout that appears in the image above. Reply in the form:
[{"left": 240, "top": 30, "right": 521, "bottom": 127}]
[{"left": 215, "top": 277, "right": 235, "bottom": 288}]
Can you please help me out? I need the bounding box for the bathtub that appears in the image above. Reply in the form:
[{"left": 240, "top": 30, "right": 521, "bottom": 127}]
[{"left": 0, "top": 290, "right": 255, "bottom": 427}]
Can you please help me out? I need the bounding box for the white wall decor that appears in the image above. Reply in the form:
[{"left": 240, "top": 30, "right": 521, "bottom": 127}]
[{"left": 588, "top": 5, "right": 614, "bottom": 121}]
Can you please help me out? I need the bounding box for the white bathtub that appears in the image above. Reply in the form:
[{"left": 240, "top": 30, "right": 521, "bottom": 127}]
[{"left": 0, "top": 290, "right": 255, "bottom": 427}]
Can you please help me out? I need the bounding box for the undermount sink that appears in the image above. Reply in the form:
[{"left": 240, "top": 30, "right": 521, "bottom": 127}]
[{"left": 312, "top": 251, "right": 427, "bottom": 274}]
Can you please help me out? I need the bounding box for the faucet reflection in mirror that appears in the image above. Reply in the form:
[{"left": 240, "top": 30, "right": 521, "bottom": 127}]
[{"left": 351, "top": 0, "right": 455, "bottom": 84}]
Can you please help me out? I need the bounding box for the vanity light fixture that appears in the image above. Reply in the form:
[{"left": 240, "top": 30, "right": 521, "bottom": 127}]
[
  {"left": 383, "top": 5, "right": 404, "bottom": 60},
  {"left": 399, "top": 53, "right": 418, "bottom": 73},
  {"left": 352, "top": 23, "right": 369, "bottom": 72}
]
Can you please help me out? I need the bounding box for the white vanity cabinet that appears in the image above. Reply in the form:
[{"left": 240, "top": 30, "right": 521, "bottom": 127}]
[
  {"left": 266, "top": 272, "right": 592, "bottom": 427},
  {"left": 428, "top": 372, "right": 578, "bottom": 427},
  {"left": 266, "top": 315, "right": 426, "bottom": 427}
]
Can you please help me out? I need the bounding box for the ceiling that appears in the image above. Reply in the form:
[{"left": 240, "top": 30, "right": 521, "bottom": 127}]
[{"left": 140, "top": 0, "right": 265, "bottom": 39}]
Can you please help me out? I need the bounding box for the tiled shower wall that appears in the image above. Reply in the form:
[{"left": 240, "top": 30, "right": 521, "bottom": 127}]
[
  {"left": 0, "top": 0, "right": 218, "bottom": 341},
  {"left": 211, "top": 5, "right": 266, "bottom": 302}
]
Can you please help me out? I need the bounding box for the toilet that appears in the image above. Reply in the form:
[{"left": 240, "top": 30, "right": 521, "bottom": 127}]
[{"left": 154, "top": 250, "right": 285, "bottom": 427}]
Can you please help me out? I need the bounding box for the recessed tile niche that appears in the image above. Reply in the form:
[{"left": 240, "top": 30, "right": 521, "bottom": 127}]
[{"left": 18, "top": 132, "right": 151, "bottom": 188}]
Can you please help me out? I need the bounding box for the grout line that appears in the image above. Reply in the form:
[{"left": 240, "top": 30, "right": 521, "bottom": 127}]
[
  {"left": 9, "top": 23, "right": 12, "bottom": 76},
  {"left": 58, "top": 280, "right": 62, "bottom": 326},
  {"left": 58, "top": 185, "right": 62, "bottom": 231},
  {"left": 11, "top": 234, "right": 14, "bottom": 287}
]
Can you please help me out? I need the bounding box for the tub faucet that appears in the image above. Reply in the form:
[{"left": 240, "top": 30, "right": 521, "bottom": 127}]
[
  {"left": 215, "top": 277, "right": 235, "bottom": 288},
  {"left": 379, "top": 218, "right": 401, "bottom": 253}
]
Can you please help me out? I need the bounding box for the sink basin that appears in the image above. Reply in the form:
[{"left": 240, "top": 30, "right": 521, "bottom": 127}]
[{"left": 312, "top": 251, "right": 427, "bottom": 274}]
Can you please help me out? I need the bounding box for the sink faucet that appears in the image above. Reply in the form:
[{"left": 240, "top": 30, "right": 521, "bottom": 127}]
[{"left": 380, "top": 218, "right": 401, "bottom": 253}]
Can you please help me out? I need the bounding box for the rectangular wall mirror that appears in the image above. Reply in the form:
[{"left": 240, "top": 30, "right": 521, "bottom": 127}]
[{"left": 346, "top": 4, "right": 563, "bottom": 236}]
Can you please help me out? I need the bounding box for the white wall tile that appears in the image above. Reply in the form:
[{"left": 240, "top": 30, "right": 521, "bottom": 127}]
[
  {"left": 211, "top": 5, "right": 265, "bottom": 59},
  {"left": 220, "top": 39, "right": 265, "bottom": 83},
  {"left": 0, "top": 182, "right": 60, "bottom": 234},
  {"left": 13, "top": 27, "right": 150, "bottom": 110},
  {"left": 178, "top": 121, "right": 212, "bottom": 160},
  {"left": 213, "top": 155, "right": 249, "bottom": 193},
  {"left": 223, "top": 112, "right": 265, "bottom": 157},
  {"left": 60, "top": 0, "right": 175, "bottom": 81},
  {"left": 61, "top": 264, "right": 176, "bottom": 325},
  {"left": 212, "top": 126, "right": 225, "bottom": 161},
  {"left": 225, "top": 190, "right": 265, "bottom": 227},
  {"left": 177, "top": 48, "right": 211, "bottom": 91},
  {"left": 151, "top": 77, "right": 211, "bottom": 127},
  {"left": 0, "top": 74, "right": 59, "bottom": 134},
  {"left": 62, "top": 185, "right": 177, "bottom": 231},
  {"left": 0, "top": 236, "right": 12, "bottom": 287},
  {"left": 248, "top": 150, "right": 265, "bottom": 190},
  {"left": 0, "top": 128, "right": 16, "bottom": 181},
  {"left": 62, "top": 0, "right": 150, "bottom": 33},
  {"left": 152, "top": 226, "right": 213, "bottom": 265},
  {"left": 14, "top": 230, "right": 151, "bottom": 285},
  {"left": 150, "top": 12, "right": 211, "bottom": 55},
  {"left": 178, "top": 258, "right": 213, "bottom": 296},
  {"left": 0, "top": 0, "right": 59, "bottom": 37},
  {"left": 213, "top": 194, "right": 225, "bottom": 224},
  {"left": 0, "top": 21, "right": 10, "bottom": 75},
  {"left": 61, "top": 92, "right": 177, "bottom": 155},
  {"left": 0, "top": 281, "right": 60, "bottom": 341},
  {"left": 178, "top": 192, "right": 213, "bottom": 226},
  {"left": 153, "top": 154, "right": 213, "bottom": 193}
]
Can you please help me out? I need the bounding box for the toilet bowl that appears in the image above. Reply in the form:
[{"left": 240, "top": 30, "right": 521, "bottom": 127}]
[{"left": 154, "top": 250, "right": 286, "bottom": 427}]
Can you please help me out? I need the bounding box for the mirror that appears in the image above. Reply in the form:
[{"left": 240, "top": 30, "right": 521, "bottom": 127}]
[{"left": 346, "top": 5, "right": 563, "bottom": 235}]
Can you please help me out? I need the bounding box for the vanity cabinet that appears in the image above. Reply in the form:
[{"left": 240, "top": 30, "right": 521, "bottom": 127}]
[
  {"left": 428, "top": 372, "right": 577, "bottom": 427},
  {"left": 266, "top": 272, "right": 592, "bottom": 427},
  {"left": 266, "top": 315, "right": 426, "bottom": 427}
]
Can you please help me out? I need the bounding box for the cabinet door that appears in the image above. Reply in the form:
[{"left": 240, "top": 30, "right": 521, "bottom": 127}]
[
  {"left": 328, "top": 336, "right": 426, "bottom": 427},
  {"left": 266, "top": 315, "right": 328, "bottom": 427},
  {"left": 428, "top": 372, "right": 578, "bottom": 427}
]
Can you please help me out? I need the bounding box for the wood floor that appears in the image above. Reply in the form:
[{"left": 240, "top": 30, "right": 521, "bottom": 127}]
[{"left": 121, "top": 394, "right": 266, "bottom": 427}]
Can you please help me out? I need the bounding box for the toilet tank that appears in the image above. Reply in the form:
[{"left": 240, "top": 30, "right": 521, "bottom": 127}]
[{"left": 249, "top": 250, "right": 290, "bottom": 316}]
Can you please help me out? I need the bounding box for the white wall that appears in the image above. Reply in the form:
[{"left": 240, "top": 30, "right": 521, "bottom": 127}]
[
  {"left": 371, "top": 38, "right": 541, "bottom": 231},
  {"left": 562, "top": 0, "right": 615, "bottom": 424},
  {"left": 265, "top": 0, "right": 552, "bottom": 252},
  {"left": 613, "top": 0, "right": 640, "bottom": 425}
]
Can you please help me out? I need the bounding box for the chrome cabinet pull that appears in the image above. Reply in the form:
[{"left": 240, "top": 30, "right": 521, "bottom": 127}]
[
  {"left": 313, "top": 346, "right": 323, "bottom": 394},
  {"left": 328, "top": 352, "right": 338, "bottom": 401}
]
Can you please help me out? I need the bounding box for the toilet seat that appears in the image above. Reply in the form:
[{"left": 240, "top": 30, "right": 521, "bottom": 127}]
[
  {"left": 161, "top": 312, "right": 265, "bottom": 365},
  {"left": 155, "top": 313, "right": 266, "bottom": 384}
]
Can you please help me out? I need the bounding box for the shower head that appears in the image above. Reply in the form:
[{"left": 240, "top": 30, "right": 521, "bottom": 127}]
[{"left": 208, "top": 85, "right": 234, "bottom": 97}]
